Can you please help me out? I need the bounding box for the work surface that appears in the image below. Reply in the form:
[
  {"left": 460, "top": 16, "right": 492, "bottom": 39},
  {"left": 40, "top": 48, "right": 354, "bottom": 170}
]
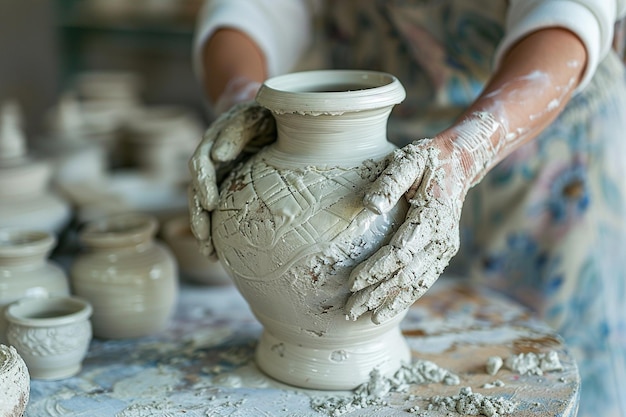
[{"left": 25, "top": 277, "right": 580, "bottom": 417}]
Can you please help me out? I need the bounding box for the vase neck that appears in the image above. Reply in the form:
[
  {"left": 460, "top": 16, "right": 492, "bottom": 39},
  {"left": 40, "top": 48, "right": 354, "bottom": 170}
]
[
  {"left": 0, "top": 254, "right": 47, "bottom": 268},
  {"left": 272, "top": 107, "right": 395, "bottom": 166}
]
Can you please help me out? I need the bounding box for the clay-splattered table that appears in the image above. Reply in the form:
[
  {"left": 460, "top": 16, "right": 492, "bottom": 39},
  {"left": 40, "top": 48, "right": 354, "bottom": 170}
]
[{"left": 24, "top": 277, "right": 579, "bottom": 416}]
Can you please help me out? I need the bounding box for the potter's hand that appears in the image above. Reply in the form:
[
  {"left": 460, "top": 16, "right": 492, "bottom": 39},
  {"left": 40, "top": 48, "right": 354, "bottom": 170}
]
[
  {"left": 188, "top": 79, "right": 275, "bottom": 256},
  {"left": 345, "top": 113, "right": 504, "bottom": 324}
]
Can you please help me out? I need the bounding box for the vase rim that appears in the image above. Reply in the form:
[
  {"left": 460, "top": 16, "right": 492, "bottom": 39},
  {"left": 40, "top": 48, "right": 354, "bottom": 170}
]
[
  {"left": 256, "top": 70, "right": 406, "bottom": 114},
  {"left": 0, "top": 228, "right": 56, "bottom": 257},
  {"left": 79, "top": 212, "right": 158, "bottom": 247},
  {"left": 5, "top": 296, "right": 92, "bottom": 328}
]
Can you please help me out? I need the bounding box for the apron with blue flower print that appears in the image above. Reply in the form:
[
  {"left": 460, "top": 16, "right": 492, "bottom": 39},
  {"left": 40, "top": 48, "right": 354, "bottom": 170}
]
[{"left": 321, "top": 1, "right": 626, "bottom": 415}]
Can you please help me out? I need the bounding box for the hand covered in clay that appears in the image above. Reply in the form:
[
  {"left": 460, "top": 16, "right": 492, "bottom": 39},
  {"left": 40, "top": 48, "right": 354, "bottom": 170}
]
[
  {"left": 345, "top": 113, "right": 504, "bottom": 324},
  {"left": 188, "top": 78, "right": 276, "bottom": 256}
]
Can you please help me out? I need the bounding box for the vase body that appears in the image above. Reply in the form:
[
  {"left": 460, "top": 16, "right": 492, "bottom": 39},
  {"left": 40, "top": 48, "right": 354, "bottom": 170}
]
[
  {"left": 5, "top": 296, "right": 93, "bottom": 380},
  {"left": 0, "top": 230, "right": 70, "bottom": 344},
  {"left": 125, "top": 105, "right": 202, "bottom": 184},
  {"left": 211, "top": 70, "right": 411, "bottom": 389},
  {"left": 161, "top": 215, "right": 231, "bottom": 286},
  {"left": 70, "top": 213, "right": 178, "bottom": 339}
]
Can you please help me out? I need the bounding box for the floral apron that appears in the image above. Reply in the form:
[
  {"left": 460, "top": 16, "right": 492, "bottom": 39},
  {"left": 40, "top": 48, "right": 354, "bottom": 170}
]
[{"left": 321, "top": 1, "right": 626, "bottom": 415}]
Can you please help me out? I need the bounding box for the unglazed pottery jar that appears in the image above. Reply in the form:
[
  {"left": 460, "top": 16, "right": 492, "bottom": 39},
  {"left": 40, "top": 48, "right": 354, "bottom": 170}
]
[
  {"left": 161, "top": 215, "right": 231, "bottom": 286},
  {"left": 70, "top": 213, "right": 178, "bottom": 339},
  {"left": 0, "top": 102, "right": 71, "bottom": 234},
  {"left": 211, "top": 70, "right": 411, "bottom": 389},
  {"left": 39, "top": 93, "right": 109, "bottom": 190},
  {"left": 0, "top": 229, "right": 70, "bottom": 344},
  {"left": 5, "top": 296, "right": 92, "bottom": 380},
  {"left": 124, "top": 105, "right": 202, "bottom": 184},
  {"left": 0, "top": 344, "right": 29, "bottom": 416}
]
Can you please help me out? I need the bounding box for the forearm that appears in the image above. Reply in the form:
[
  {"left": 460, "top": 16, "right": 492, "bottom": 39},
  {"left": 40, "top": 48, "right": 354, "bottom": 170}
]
[
  {"left": 201, "top": 28, "right": 268, "bottom": 103},
  {"left": 438, "top": 28, "right": 587, "bottom": 185}
]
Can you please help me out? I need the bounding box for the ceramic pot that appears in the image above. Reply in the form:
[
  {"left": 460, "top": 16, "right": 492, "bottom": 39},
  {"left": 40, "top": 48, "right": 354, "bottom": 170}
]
[
  {"left": 0, "top": 229, "right": 70, "bottom": 344},
  {"left": 124, "top": 105, "right": 203, "bottom": 184},
  {"left": 0, "top": 102, "right": 72, "bottom": 234},
  {"left": 38, "top": 93, "right": 109, "bottom": 190},
  {"left": 0, "top": 344, "right": 29, "bottom": 416},
  {"left": 5, "top": 296, "right": 92, "bottom": 380},
  {"left": 70, "top": 213, "right": 178, "bottom": 339},
  {"left": 210, "top": 70, "right": 411, "bottom": 389},
  {"left": 161, "top": 215, "right": 231, "bottom": 286}
]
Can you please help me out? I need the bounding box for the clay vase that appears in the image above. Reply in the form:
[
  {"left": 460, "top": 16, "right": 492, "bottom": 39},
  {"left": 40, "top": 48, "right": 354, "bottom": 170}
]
[
  {"left": 0, "top": 102, "right": 72, "bottom": 234},
  {"left": 124, "top": 105, "right": 203, "bottom": 184},
  {"left": 0, "top": 229, "right": 70, "bottom": 344},
  {"left": 39, "top": 93, "right": 109, "bottom": 190},
  {"left": 0, "top": 344, "right": 30, "bottom": 416},
  {"left": 210, "top": 70, "right": 411, "bottom": 389},
  {"left": 70, "top": 213, "right": 178, "bottom": 339},
  {"left": 161, "top": 215, "right": 231, "bottom": 286},
  {"left": 5, "top": 296, "right": 93, "bottom": 380}
]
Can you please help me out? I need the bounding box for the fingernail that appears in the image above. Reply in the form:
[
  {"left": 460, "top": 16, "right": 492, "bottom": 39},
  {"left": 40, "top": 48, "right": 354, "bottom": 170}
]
[{"left": 363, "top": 193, "right": 387, "bottom": 215}]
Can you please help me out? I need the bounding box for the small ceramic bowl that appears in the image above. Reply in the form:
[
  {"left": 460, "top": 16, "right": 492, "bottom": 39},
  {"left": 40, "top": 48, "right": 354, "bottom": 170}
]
[
  {"left": 5, "top": 296, "right": 93, "bottom": 380},
  {"left": 0, "top": 344, "right": 29, "bottom": 416},
  {"left": 161, "top": 215, "right": 232, "bottom": 286}
]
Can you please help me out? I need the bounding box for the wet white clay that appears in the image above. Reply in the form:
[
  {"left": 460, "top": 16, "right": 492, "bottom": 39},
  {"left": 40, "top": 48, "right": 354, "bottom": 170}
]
[
  {"left": 0, "top": 344, "right": 30, "bottom": 417},
  {"left": 311, "top": 359, "right": 459, "bottom": 415},
  {"left": 504, "top": 351, "right": 563, "bottom": 376},
  {"left": 485, "top": 356, "right": 504, "bottom": 376},
  {"left": 211, "top": 70, "right": 411, "bottom": 389},
  {"left": 427, "top": 386, "right": 518, "bottom": 416}
]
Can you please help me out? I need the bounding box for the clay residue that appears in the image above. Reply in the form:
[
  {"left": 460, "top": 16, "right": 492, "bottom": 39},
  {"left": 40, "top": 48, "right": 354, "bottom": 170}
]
[
  {"left": 504, "top": 351, "right": 563, "bottom": 376},
  {"left": 310, "top": 359, "right": 459, "bottom": 416},
  {"left": 427, "top": 386, "right": 518, "bottom": 416}
]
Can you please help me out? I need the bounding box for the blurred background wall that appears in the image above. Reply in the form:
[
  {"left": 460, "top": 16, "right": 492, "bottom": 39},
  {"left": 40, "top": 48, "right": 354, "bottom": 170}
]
[
  {"left": 0, "top": 0, "right": 207, "bottom": 142},
  {"left": 0, "top": 1, "right": 60, "bottom": 138}
]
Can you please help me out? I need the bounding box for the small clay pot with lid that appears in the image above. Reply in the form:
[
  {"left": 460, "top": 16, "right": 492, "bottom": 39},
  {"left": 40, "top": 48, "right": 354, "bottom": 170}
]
[
  {"left": 0, "top": 229, "right": 70, "bottom": 344},
  {"left": 0, "top": 344, "right": 30, "bottom": 416},
  {"left": 70, "top": 213, "right": 178, "bottom": 339}
]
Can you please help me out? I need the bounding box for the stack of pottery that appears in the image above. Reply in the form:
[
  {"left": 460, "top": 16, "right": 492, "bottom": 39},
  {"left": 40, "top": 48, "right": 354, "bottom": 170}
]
[
  {"left": 37, "top": 93, "right": 109, "bottom": 191},
  {"left": 0, "top": 229, "right": 70, "bottom": 344},
  {"left": 0, "top": 344, "right": 29, "bottom": 416},
  {"left": 0, "top": 101, "right": 71, "bottom": 234},
  {"left": 73, "top": 71, "right": 142, "bottom": 107},
  {"left": 72, "top": 71, "right": 143, "bottom": 169},
  {"left": 70, "top": 213, "right": 178, "bottom": 339},
  {"left": 124, "top": 105, "right": 203, "bottom": 184}
]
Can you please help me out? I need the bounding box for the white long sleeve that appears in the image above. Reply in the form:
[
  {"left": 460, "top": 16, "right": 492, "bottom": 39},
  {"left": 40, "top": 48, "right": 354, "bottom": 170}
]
[
  {"left": 494, "top": 0, "right": 626, "bottom": 91},
  {"left": 193, "top": 0, "right": 316, "bottom": 84}
]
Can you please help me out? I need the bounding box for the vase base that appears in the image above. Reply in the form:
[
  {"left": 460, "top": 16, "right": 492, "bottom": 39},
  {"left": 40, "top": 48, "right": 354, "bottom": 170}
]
[
  {"left": 255, "top": 325, "right": 411, "bottom": 390},
  {"left": 29, "top": 363, "right": 81, "bottom": 380}
]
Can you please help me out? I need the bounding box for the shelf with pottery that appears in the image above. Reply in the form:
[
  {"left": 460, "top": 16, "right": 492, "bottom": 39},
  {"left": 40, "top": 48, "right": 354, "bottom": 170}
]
[{"left": 0, "top": 79, "right": 228, "bottom": 417}]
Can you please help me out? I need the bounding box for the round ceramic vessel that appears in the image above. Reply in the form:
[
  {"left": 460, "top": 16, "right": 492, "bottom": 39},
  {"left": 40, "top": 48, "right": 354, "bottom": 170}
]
[
  {"left": 0, "top": 344, "right": 30, "bottom": 416},
  {"left": 211, "top": 70, "right": 411, "bottom": 389},
  {"left": 0, "top": 102, "right": 72, "bottom": 234},
  {"left": 0, "top": 229, "right": 70, "bottom": 344},
  {"left": 5, "top": 296, "right": 92, "bottom": 380},
  {"left": 125, "top": 105, "right": 202, "bottom": 184},
  {"left": 70, "top": 213, "right": 178, "bottom": 339},
  {"left": 161, "top": 215, "right": 231, "bottom": 286},
  {"left": 0, "top": 158, "right": 71, "bottom": 234}
]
